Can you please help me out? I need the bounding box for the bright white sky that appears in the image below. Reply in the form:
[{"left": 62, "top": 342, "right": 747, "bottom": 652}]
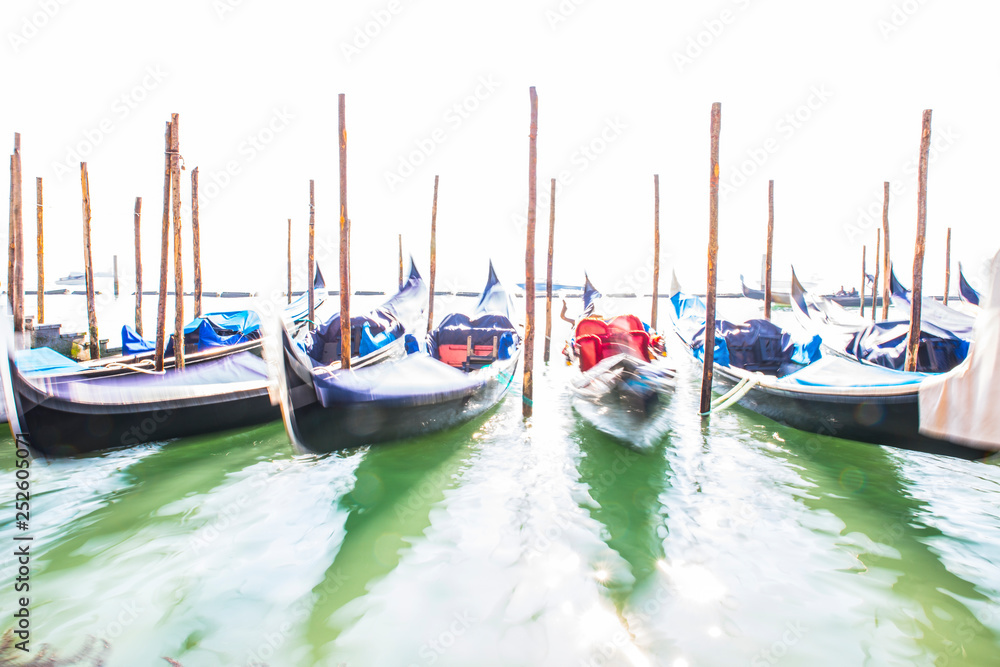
[{"left": 2, "top": 0, "right": 998, "bottom": 300}]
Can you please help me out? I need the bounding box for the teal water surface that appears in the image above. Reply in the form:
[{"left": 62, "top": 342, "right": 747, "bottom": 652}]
[{"left": 0, "top": 300, "right": 998, "bottom": 666}]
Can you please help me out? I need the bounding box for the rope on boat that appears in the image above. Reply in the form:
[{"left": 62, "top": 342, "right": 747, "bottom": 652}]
[
  {"left": 700, "top": 375, "right": 760, "bottom": 416},
  {"left": 101, "top": 361, "right": 166, "bottom": 375}
]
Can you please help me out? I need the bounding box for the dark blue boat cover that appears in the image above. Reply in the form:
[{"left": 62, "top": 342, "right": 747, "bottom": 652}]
[
  {"left": 35, "top": 351, "right": 268, "bottom": 404},
  {"left": 693, "top": 319, "right": 821, "bottom": 374},
  {"left": 301, "top": 308, "right": 402, "bottom": 364},
  {"left": 958, "top": 263, "right": 981, "bottom": 306},
  {"left": 889, "top": 268, "right": 975, "bottom": 339},
  {"left": 671, "top": 292, "right": 820, "bottom": 372},
  {"left": 283, "top": 263, "right": 328, "bottom": 323},
  {"left": 121, "top": 310, "right": 262, "bottom": 356},
  {"left": 382, "top": 259, "right": 429, "bottom": 332},
  {"left": 312, "top": 353, "right": 482, "bottom": 408},
  {"left": 845, "top": 320, "right": 969, "bottom": 373}
]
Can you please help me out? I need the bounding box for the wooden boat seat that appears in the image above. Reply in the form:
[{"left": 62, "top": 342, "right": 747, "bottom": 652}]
[{"left": 438, "top": 335, "right": 499, "bottom": 371}]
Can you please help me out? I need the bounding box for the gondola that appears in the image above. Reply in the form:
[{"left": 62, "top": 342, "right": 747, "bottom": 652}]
[
  {"left": 276, "top": 262, "right": 519, "bottom": 453},
  {"left": 789, "top": 269, "right": 968, "bottom": 373},
  {"left": 669, "top": 278, "right": 988, "bottom": 460},
  {"left": 564, "top": 276, "right": 675, "bottom": 449},
  {"left": 0, "top": 264, "right": 426, "bottom": 457},
  {"left": 958, "top": 262, "right": 982, "bottom": 306},
  {"left": 889, "top": 267, "right": 976, "bottom": 339},
  {"left": 741, "top": 274, "right": 882, "bottom": 308}
]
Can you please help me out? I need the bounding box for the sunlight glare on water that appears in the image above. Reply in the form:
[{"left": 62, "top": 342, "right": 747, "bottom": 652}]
[{"left": 0, "top": 296, "right": 997, "bottom": 666}]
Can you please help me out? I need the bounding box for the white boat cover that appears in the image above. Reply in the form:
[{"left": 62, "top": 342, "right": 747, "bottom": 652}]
[{"left": 919, "top": 250, "right": 1000, "bottom": 452}]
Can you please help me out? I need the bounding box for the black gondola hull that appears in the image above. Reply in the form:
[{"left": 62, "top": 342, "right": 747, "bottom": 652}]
[
  {"left": 709, "top": 365, "right": 983, "bottom": 460},
  {"left": 13, "top": 384, "right": 278, "bottom": 457},
  {"left": 284, "top": 352, "right": 519, "bottom": 453}
]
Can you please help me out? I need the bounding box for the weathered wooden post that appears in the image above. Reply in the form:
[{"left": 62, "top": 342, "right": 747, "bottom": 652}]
[
  {"left": 881, "top": 182, "right": 891, "bottom": 320},
  {"left": 12, "top": 134, "right": 23, "bottom": 331},
  {"left": 191, "top": 167, "right": 202, "bottom": 317},
  {"left": 308, "top": 180, "right": 315, "bottom": 323},
  {"left": 7, "top": 154, "right": 13, "bottom": 310},
  {"left": 700, "top": 103, "right": 722, "bottom": 417},
  {"left": 651, "top": 174, "right": 660, "bottom": 329},
  {"left": 398, "top": 233, "right": 403, "bottom": 289},
  {"left": 338, "top": 94, "right": 352, "bottom": 369},
  {"left": 524, "top": 86, "right": 538, "bottom": 418},
  {"left": 944, "top": 227, "right": 951, "bottom": 306},
  {"left": 36, "top": 177, "right": 43, "bottom": 324},
  {"left": 764, "top": 179, "right": 774, "bottom": 320},
  {"left": 81, "top": 162, "right": 99, "bottom": 359},
  {"left": 287, "top": 218, "right": 292, "bottom": 304},
  {"left": 427, "top": 174, "right": 439, "bottom": 333},
  {"left": 154, "top": 120, "right": 172, "bottom": 372},
  {"left": 113, "top": 255, "right": 119, "bottom": 297},
  {"left": 543, "top": 177, "right": 556, "bottom": 363},
  {"left": 170, "top": 113, "right": 184, "bottom": 369},
  {"left": 861, "top": 245, "right": 867, "bottom": 318},
  {"left": 904, "top": 110, "right": 932, "bottom": 373},
  {"left": 871, "top": 229, "right": 880, "bottom": 321},
  {"left": 134, "top": 197, "right": 142, "bottom": 334}
]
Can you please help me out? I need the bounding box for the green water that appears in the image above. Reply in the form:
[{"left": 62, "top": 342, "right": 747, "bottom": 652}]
[{"left": 0, "top": 323, "right": 998, "bottom": 666}]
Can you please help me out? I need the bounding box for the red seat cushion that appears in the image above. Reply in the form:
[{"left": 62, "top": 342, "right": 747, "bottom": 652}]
[
  {"left": 438, "top": 344, "right": 469, "bottom": 368},
  {"left": 576, "top": 335, "right": 602, "bottom": 372}
]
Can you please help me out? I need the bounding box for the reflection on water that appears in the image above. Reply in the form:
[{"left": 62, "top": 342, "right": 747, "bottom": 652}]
[{"left": 0, "top": 299, "right": 997, "bottom": 666}]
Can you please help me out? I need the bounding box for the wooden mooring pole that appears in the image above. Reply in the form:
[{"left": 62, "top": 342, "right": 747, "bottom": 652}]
[
  {"left": 651, "top": 174, "right": 660, "bottom": 329},
  {"left": 192, "top": 167, "right": 202, "bottom": 317},
  {"left": 523, "top": 86, "right": 538, "bottom": 418},
  {"left": 904, "top": 110, "right": 932, "bottom": 373},
  {"left": 134, "top": 197, "right": 142, "bottom": 334},
  {"left": 860, "top": 245, "right": 867, "bottom": 318},
  {"left": 170, "top": 113, "right": 184, "bottom": 369},
  {"left": 872, "top": 229, "right": 880, "bottom": 321},
  {"left": 308, "top": 180, "right": 315, "bottom": 323},
  {"left": 36, "top": 177, "right": 43, "bottom": 324},
  {"left": 764, "top": 179, "right": 774, "bottom": 321},
  {"left": 428, "top": 174, "right": 439, "bottom": 333},
  {"left": 154, "top": 120, "right": 172, "bottom": 372},
  {"left": 944, "top": 227, "right": 951, "bottom": 306},
  {"left": 543, "top": 177, "right": 556, "bottom": 363},
  {"left": 700, "top": 103, "right": 722, "bottom": 417},
  {"left": 338, "top": 94, "right": 351, "bottom": 369},
  {"left": 113, "top": 255, "right": 119, "bottom": 297},
  {"left": 287, "top": 218, "right": 292, "bottom": 304},
  {"left": 13, "top": 134, "right": 23, "bottom": 331},
  {"left": 81, "top": 162, "right": 99, "bottom": 359},
  {"left": 881, "top": 182, "right": 891, "bottom": 320},
  {"left": 398, "top": 233, "right": 403, "bottom": 289}
]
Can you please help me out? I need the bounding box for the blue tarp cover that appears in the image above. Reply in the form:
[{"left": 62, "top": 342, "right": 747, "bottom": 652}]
[
  {"left": 122, "top": 310, "right": 261, "bottom": 356},
  {"left": 846, "top": 320, "right": 969, "bottom": 373},
  {"left": 16, "top": 347, "right": 83, "bottom": 376},
  {"left": 778, "top": 356, "right": 928, "bottom": 388},
  {"left": 313, "top": 353, "right": 481, "bottom": 408}
]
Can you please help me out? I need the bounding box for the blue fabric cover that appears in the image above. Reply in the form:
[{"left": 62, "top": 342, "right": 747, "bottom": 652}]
[
  {"left": 313, "top": 353, "right": 481, "bottom": 408},
  {"left": 845, "top": 320, "right": 969, "bottom": 373},
  {"left": 475, "top": 262, "right": 515, "bottom": 317},
  {"left": 121, "top": 310, "right": 262, "bottom": 356},
  {"left": 16, "top": 347, "right": 84, "bottom": 376},
  {"left": 301, "top": 308, "right": 402, "bottom": 364},
  {"left": 404, "top": 333, "right": 421, "bottom": 354},
  {"left": 778, "top": 356, "right": 928, "bottom": 388},
  {"left": 360, "top": 321, "right": 393, "bottom": 356},
  {"left": 889, "top": 268, "right": 976, "bottom": 339}
]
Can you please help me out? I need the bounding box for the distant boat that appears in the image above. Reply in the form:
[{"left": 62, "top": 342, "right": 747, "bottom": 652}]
[
  {"left": 55, "top": 270, "right": 113, "bottom": 286},
  {"left": 516, "top": 282, "right": 583, "bottom": 292}
]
